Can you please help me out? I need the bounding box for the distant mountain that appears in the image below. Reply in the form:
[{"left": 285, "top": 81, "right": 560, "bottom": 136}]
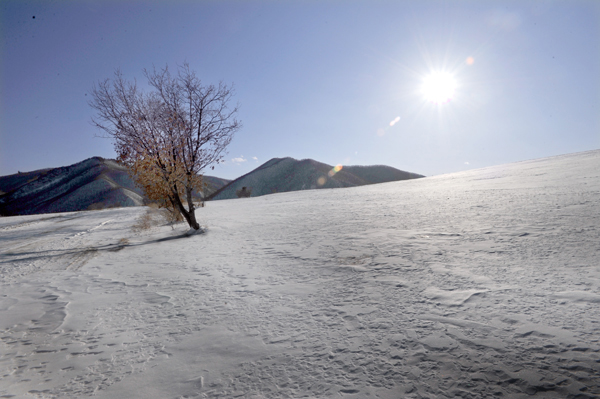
[
  {"left": 207, "top": 157, "right": 424, "bottom": 200},
  {"left": 342, "top": 165, "right": 423, "bottom": 185},
  {"left": 0, "top": 157, "right": 230, "bottom": 216},
  {"left": 202, "top": 176, "right": 231, "bottom": 198}
]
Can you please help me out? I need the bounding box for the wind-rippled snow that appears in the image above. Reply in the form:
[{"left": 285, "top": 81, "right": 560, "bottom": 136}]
[{"left": 0, "top": 150, "right": 599, "bottom": 398}]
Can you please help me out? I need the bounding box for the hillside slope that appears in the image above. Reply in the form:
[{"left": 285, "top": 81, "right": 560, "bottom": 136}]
[
  {"left": 342, "top": 164, "right": 423, "bottom": 184},
  {"left": 208, "top": 157, "right": 424, "bottom": 200},
  {"left": 0, "top": 157, "right": 230, "bottom": 216},
  {"left": 0, "top": 157, "right": 144, "bottom": 216},
  {"left": 0, "top": 150, "right": 598, "bottom": 398},
  {"left": 0, "top": 168, "right": 53, "bottom": 195}
]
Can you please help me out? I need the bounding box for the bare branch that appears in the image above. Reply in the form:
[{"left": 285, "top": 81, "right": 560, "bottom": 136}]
[{"left": 88, "top": 64, "right": 241, "bottom": 230}]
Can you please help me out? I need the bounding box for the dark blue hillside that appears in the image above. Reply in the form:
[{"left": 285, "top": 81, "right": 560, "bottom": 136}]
[
  {"left": 0, "top": 168, "right": 52, "bottom": 195},
  {"left": 0, "top": 157, "right": 143, "bottom": 215},
  {"left": 0, "top": 157, "right": 230, "bottom": 216}
]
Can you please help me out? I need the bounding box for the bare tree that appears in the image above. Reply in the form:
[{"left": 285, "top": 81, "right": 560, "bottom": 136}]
[{"left": 89, "top": 64, "right": 240, "bottom": 230}]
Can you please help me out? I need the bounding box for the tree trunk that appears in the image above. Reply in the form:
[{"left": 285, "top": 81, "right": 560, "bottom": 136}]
[
  {"left": 185, "top": 185, "right": 200, "bottom": 230},
  {"left": 172, "top": 189, "right": 200, "bottom": 230}
]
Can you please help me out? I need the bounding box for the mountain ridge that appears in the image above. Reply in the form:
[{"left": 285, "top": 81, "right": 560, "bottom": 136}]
[
  {"left": 207, "top": 157, "right": 424, "bottom": 200},
  {"left": 0, "top": 157, "right": 229, "bottom": 216},
  {"left": 0, "top": 156, "right": 424, "bottom": 215}
]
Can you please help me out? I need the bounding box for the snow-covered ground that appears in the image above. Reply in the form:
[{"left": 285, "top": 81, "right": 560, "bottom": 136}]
[{"left": 1, "top": 150, "right": 599, "bottom": 398}]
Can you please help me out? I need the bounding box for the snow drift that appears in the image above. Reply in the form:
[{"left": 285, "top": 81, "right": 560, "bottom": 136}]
[{"left": 0, "top": 150, "right": 599, "bottom": 398}]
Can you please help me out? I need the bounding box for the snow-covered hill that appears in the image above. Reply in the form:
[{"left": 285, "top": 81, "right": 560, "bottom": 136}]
[
  {"left": 0, "top": 157, "right": 143, "bottom": 216},
  {"left": 208, "top": 157, "right": 424, "bottom": 200},
  {"left": 0, "top": 150, "right": 599, "bottom": 398},
  {"left": 0, "top": 157, "right": 230, "bottom": 216}
]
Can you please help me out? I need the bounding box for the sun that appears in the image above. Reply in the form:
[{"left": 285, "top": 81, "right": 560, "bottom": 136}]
[{"left": 421, "top": 71, "right": 457, "bottom": 104}]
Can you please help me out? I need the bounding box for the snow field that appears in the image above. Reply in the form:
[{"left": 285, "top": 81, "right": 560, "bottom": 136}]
[{"left": 0, "top": 150, "right": 599, "bottom": 398}]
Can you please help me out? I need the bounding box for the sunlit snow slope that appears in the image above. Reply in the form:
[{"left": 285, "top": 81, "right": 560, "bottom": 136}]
[{"left": 0, "top": 150, "right": 599, "bottom": 398}]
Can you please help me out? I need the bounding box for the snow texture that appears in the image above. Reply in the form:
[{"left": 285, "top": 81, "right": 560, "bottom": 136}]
[{"left": 0, "top": 150, "right": 599, "bottom": 398}]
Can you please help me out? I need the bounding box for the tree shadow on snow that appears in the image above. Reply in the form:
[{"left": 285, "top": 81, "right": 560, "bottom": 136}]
[{"left": 0, "top": 230, "right": 202, "bottom": 268}]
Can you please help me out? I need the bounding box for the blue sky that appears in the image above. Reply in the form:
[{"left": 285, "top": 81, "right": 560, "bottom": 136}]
[{"left": 1, "top": 0, "right": 599, "bottom": 179}]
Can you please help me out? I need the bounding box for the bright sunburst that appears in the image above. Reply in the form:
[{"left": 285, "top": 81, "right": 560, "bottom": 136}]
[{"left": 421, "top": 71, "right": 457, "bottom": 104}]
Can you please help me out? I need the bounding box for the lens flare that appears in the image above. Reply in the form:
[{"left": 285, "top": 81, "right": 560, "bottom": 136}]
[
  {"left": 317, "top": 176, "right": 327, "bottom": 186},
  {"left": 466, "top": 56, "right": 474, "bottom": 65},
  {"left": 328, "top": 164, "right": 343, "bottom": 177},
  {"left": 389, "top": 116, "right": 401, "bottom": 127}
]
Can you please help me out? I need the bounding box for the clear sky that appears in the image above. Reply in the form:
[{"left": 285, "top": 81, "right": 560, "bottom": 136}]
[{"left": 1, "top": 0, "right": 599, "bottom": 180}]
